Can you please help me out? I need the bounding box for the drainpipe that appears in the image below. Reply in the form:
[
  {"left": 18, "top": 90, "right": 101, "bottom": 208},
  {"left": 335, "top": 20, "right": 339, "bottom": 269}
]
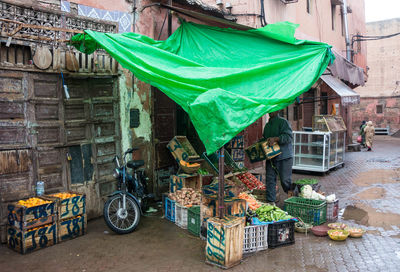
[{"left": 342, "top": 0, "right": 351, "bottom": 61}]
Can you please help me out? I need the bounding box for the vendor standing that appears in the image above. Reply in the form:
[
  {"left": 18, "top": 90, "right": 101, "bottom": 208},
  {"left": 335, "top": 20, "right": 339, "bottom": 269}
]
[{"left": 263, "top": 111, "right": 294, "bottom": 203}]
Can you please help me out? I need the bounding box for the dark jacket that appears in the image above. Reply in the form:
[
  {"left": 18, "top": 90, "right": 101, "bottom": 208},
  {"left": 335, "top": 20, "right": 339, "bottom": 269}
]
[{"left": 263, "top": 115, "right": 293, "bottom": 161}]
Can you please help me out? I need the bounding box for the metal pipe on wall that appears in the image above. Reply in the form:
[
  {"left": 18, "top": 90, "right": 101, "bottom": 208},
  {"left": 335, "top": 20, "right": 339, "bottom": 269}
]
[{"left": 342, "top": 0, "right": 351, "bottom": 61}]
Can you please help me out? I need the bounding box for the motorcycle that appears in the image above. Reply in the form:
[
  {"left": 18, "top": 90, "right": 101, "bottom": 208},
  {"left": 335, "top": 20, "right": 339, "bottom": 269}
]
[{"left": 103, "top": 147, "right": 151, "bottom": 234}]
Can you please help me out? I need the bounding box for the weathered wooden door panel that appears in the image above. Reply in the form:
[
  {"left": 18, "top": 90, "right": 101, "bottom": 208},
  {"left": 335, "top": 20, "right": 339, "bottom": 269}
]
[
  {"left": 0, "top": 71, "right": 25, "bottom": 100},
  {"left": 64, "top": 77, "right": 120, "bottom": 199},
  {"left": 0, "top": 149, "right": 33, "bottom": 201},
  {"left": 0, "top": 125, "right": 27, "bottom": 146},
  {"left": 0, "top": 101, "right": 24, "bottom": 119},
  {"left": 153, "top": 87, "right": 176, "bottom": 169},
  {"left": 30, "top": 73, "right": 67, "bottom": 193},
  {"left": 36, "top": 148, "right": 64, "bottom": 191}
]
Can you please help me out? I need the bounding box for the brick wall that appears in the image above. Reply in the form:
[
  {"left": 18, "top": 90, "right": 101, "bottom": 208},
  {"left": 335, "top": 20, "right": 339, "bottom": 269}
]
[{"left": 352, "top": 96, "right": 400, "bottom": 134}]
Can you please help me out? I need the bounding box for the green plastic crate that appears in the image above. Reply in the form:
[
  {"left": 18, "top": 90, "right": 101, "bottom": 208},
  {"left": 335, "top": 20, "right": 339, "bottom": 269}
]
[
  {"left": 202, "top": 150, "right": 241, "bottom": 174},
  {"left": 187, "top": 206, "right": 200, "bottom": 236},
  {"left": 283, "top": 197, "right": 327, "bottom": 225}
]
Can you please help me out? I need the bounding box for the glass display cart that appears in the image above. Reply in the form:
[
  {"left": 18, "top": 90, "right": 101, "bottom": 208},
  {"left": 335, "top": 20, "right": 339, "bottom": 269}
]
[{"left": 292, "top": 115, "right": 346, "bottom": 172}]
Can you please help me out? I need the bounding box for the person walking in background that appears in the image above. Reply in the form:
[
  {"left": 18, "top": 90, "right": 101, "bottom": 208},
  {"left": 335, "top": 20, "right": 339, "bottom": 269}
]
[
  {"left": 263, "top": 110, "right": 294, "bottom": 203},
  {"left": 359, "top": 120, "right": 367, "bottom": 147},
  {"left": 364, "top": 121, "right": 375, "bottom": 151}
]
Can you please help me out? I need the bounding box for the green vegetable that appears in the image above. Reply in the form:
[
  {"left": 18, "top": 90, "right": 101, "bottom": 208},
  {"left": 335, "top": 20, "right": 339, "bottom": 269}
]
[
  {"left": 255, "top": 204, "right": 294, "bottom": 222},
  {"left": 197, "top": 168, "right": 209, "bottom": 175},
  {"left": 294, "top": 178, "right": 318, "bottom": 185}
]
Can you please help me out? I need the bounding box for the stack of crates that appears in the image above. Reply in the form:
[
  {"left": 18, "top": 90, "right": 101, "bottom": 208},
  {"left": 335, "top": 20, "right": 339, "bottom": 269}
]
[
  {"left": 7, "top": 197, "right": 57, "bottom": 254},
  {"left": 45, "top": 192, "right": 86, "bottom": 243}
]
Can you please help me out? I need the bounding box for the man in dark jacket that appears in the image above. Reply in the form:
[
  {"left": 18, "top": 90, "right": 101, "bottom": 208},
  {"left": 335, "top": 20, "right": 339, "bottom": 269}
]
[{"left": 263, "top": 111, "right": 293, "bottom": 203}]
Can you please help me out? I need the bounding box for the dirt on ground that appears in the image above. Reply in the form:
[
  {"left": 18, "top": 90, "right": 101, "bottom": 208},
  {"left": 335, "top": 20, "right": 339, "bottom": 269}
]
[
  {"left": 343, "top": 203, "right": 400, "bottom": 230},
  {"left": 353, "top": 168, "right": 400, "bottom": 186},
  {"left": 354, "top": 187, "right": 386, "bottom": 200}
]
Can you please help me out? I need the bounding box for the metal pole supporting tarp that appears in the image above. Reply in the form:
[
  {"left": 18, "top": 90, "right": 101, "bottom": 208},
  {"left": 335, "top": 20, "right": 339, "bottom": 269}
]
[{"left": 218, "top": 147, "right": 225, "bottom": 219}]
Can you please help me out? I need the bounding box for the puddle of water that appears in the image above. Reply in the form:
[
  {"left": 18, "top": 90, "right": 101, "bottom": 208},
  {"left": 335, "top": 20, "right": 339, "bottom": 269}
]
[
  {"left": 342, "top": 204, "right": 400, "bottom": 230},
  {"left": 353, "top": 168, "right": 400, "bottom": 186},
  {"left": 354, "top": 187, "right": 386, "bottom": 200}
]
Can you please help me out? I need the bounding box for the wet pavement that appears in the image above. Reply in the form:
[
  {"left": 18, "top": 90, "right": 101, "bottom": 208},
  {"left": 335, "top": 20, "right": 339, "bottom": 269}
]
[{"left": 1, "top": 136, "right": 400, "bottom": 272}]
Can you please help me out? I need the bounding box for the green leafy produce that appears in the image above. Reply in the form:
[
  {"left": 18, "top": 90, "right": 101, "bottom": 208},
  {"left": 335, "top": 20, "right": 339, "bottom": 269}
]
[
  {"left": 294, "top": 178, "right": 318, "bottom": 185},
  {"left": 255, "top": 204, "right": 293, "bottom": 222},
  {"left": 197, "top": 168, "right": 209, "bottom": 175}
]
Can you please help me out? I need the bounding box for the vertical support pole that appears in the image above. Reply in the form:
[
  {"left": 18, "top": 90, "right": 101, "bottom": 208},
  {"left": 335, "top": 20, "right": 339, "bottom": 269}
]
[
  {"left": 218, "top": 147, "right": 225, "bottom": 219},
  {"left": 168, "top": 0, "right": 172, "bottom": 36}
]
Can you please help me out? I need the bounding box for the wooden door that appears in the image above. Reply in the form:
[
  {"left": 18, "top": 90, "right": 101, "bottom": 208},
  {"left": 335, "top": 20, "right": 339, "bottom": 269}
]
[
  {"left": 153, "top": 87, "right": 176, "bottom": 169},
  {"left": 30, "top": 74, "right": 66, "bottom": 193},
  {"left": 0, "top": 71, "right": 34, "bottom": 218},
  {"left": 64, "top": 76, "right": 120, "bottom": 202}
]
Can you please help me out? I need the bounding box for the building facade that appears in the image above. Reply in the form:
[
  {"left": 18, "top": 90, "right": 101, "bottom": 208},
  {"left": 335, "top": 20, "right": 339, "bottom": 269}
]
[
  {"left": 0, "top": 0, "right": 367, "bottom": 241},
  {"left": 352, "top": 18, "right": 400, "bottom": 135}
]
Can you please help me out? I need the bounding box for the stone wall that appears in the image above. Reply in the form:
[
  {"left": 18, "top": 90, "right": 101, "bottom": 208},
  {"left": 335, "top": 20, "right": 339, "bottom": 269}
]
[{"left": 352, "top": 96, "right": 400, "bottom": 134}]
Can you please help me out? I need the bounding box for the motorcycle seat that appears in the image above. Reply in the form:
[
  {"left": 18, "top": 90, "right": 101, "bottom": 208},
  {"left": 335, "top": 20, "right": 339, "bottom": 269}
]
[{"left": 127, "top": 160, "right": 144, "bottom": 169}]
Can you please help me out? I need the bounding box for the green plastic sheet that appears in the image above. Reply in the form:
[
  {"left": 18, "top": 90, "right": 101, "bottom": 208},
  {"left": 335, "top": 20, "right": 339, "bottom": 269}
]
[{"left": 71, "top": 20, "right": 334, "bottom": 154}]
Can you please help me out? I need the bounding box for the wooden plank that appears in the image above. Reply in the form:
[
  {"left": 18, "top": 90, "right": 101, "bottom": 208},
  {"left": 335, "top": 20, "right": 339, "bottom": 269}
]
[
  {"left": 0, "top": 126, "right": 26, "bottom": 145},
  {"left": 7, "top": 223, "right": 57, "bottom": 254},
  {"left": 16, "top": 46, "right": 23, "bottom": 65},
  {"left": 205, "top": 216, "right": 244, "bottom": 269},
  {"left": 52, "top": 48, "right": 61, "bottom": 70},
  {"left": 0, "top": 44, "right": 7, "bottom": 63},
  {"left": 0, "top": 149, "right": 31, "bottom": 175},
  {"left": 7, "top": 46, "right": 15, "bottom": 64}
]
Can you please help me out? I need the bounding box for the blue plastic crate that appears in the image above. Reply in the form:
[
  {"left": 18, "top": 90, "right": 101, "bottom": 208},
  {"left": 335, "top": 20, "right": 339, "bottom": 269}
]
[{"left": 165, "top": 197, "right": 176, "bottom": 222}]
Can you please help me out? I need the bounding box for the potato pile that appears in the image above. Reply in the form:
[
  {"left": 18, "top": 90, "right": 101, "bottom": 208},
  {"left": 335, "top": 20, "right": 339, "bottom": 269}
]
[{"left": 168, "top": 188, "right": 201, "bottom": 207}]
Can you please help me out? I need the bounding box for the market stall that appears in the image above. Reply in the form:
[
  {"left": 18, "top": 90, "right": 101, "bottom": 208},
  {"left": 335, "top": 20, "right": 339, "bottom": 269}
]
[
  {"left": 69, "top": 19, "right": 337, "bottom": 269},
  {"left": 293, "top": 115, "right": 346, "bottom": 172}
]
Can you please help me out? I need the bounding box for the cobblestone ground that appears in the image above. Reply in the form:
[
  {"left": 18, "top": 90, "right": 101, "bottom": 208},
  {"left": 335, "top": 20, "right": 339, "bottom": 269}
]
[{"left": 1, "top": 136, "right": 400, "bottom": 272}]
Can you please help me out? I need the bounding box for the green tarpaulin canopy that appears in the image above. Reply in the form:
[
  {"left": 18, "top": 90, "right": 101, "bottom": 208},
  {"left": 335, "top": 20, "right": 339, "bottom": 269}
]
[{"left": 71, "top": 20, "right": 334, "bottom": 154}]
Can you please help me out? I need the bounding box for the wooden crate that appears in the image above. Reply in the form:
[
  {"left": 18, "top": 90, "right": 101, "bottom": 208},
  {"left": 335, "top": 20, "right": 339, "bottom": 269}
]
[
  {"left": 7, "top": 198, "right": 57, "bottom": 231},
  {"left": 44, "top": 192, "right": 86, "bottom": 220},
  {"left": 244, "top": 141, "right": 266, "bottom": 163},
  {"left": 7, "top": 223, "right": 57, "bottom": 254},
  {"left": 231, "top": 148, "right": 245, "bottom": 162},
  {"left": 205, "top": 216, "right": 245, "bottom": 269},
  {"left": 167, "top": 136, "right": 200, "bottom": 163},
  {"left": 170, "top": 174, "right": 202, "bottom": 193},
  {"left": 200, "top": 197, "right": 246, "bottom": 234},
  {"left": 58, "top": 214, "right": 87, "bottom": 243}
]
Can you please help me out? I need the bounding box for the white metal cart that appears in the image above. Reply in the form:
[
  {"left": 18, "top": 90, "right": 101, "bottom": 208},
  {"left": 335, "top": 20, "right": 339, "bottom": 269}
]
[{"left": 292, "top": 115, "right": 346, "bottom": 172}]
